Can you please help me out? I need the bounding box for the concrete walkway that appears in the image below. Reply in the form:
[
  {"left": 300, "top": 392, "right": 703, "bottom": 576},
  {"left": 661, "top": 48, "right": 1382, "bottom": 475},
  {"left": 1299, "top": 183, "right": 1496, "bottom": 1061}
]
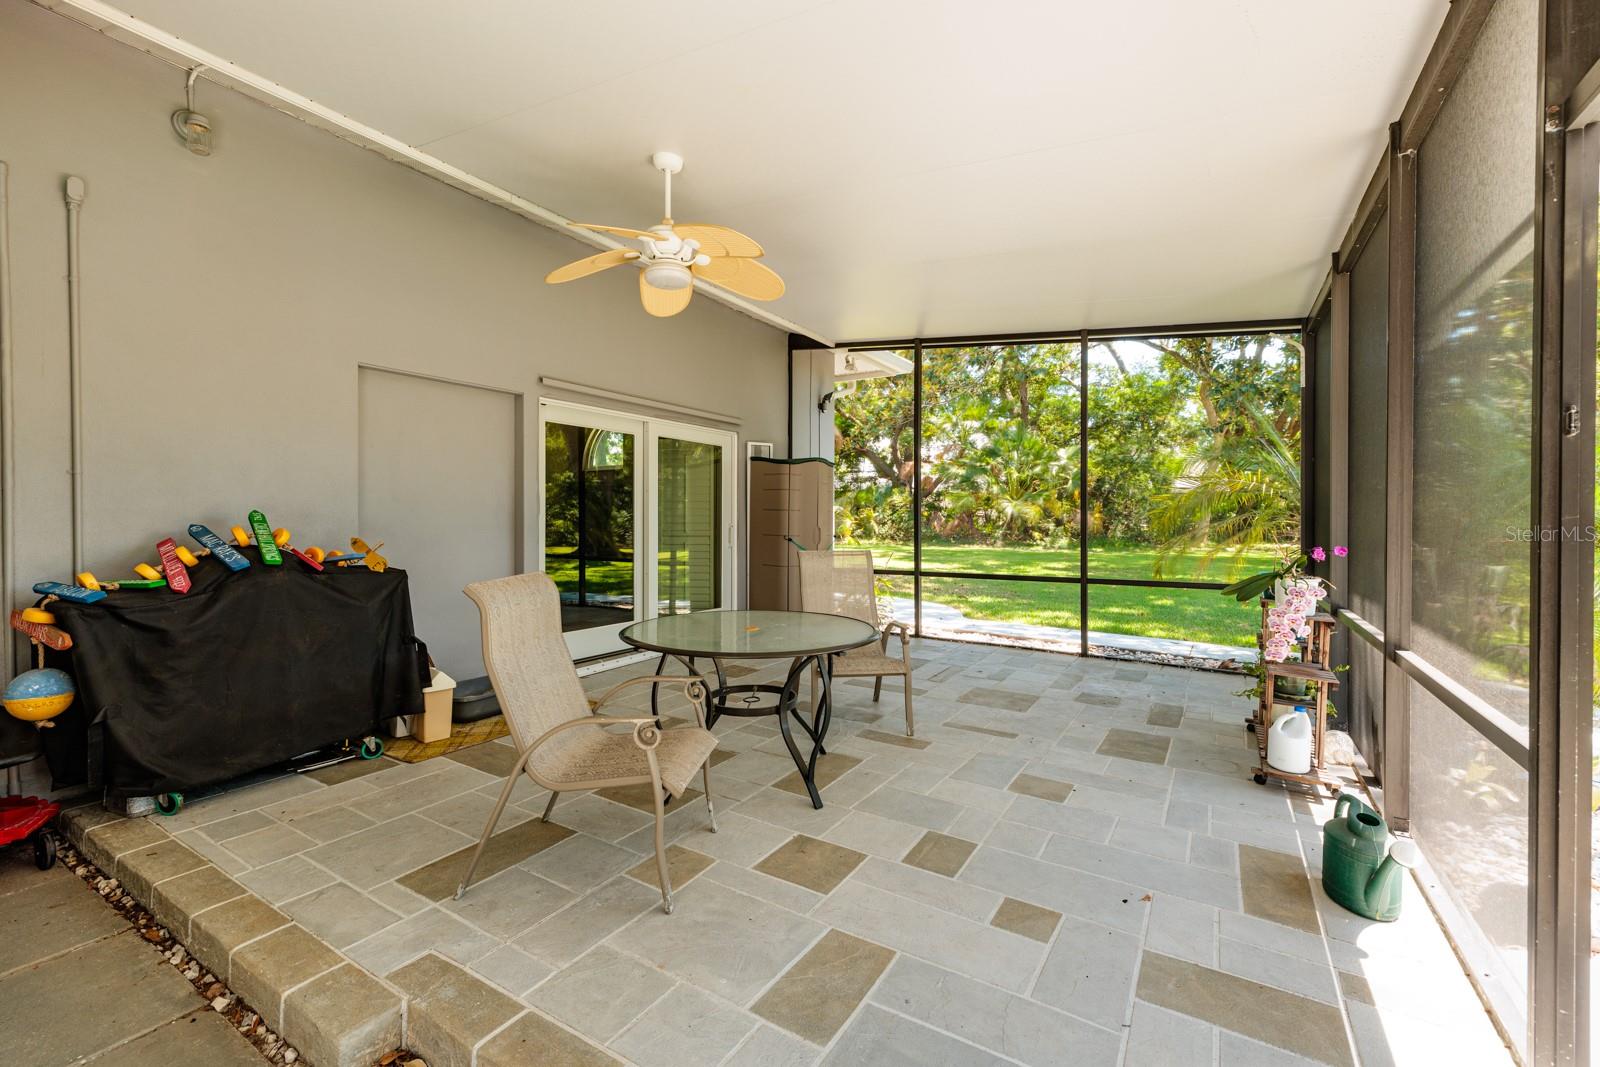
[{"left": 0, "top": 853, "right": 263, "bottom": 1066}]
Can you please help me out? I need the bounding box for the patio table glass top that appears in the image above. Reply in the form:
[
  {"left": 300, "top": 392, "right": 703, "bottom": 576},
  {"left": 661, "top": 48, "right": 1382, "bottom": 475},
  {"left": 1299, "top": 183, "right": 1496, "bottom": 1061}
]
[{"left": 619, "top": 609, "right": 877, "bottom": 660}]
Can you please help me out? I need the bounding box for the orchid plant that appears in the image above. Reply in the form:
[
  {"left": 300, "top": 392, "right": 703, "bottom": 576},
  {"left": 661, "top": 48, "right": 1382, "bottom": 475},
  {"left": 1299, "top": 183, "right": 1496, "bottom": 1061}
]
[
  {"left": 1223, "top": 544, "right": 1346, "bottom": 664},
  {"left": 1218, "top": 543, "right": 1346, "bottom": 603}
]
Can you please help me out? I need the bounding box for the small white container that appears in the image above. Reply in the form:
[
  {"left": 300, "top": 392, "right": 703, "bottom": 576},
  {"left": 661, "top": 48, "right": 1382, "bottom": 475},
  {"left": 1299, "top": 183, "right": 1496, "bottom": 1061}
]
[{"left": 1267, "top": 710, "right": 1313, "bottom": 775}]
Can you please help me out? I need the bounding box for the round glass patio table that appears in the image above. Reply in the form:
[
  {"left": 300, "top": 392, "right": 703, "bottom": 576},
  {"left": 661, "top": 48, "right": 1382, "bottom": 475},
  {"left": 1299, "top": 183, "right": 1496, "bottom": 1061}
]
[{"left": 620, "top": 610, "right": 878, "bottom": 809}]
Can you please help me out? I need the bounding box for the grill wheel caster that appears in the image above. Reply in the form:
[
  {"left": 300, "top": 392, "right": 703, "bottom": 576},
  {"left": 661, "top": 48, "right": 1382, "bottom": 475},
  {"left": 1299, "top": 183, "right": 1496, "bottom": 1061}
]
[
  {"left": 1253, "top": 773, "right": 1267, "bottom": 785},
  {"left": 154, "top": 793, "right": 183, "bottom": 816},
  {"left": 359, "top": 737, "right": 384, "bottom": 760}
]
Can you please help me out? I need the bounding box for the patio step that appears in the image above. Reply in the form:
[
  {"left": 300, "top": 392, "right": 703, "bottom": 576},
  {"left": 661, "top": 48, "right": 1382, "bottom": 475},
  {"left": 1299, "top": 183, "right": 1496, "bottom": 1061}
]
[{"left": 60, "top": 803, "right": 404, "bottom": 1067}]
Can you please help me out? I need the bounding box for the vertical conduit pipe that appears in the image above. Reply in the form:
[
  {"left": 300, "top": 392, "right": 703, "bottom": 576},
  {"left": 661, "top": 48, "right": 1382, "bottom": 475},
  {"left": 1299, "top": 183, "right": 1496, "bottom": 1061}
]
[
  {"left": 64, "top": 177, "right": 85, "bottom": 576},
  {"left": 0, "top": 162, "right": 15, "bottom": 681}
]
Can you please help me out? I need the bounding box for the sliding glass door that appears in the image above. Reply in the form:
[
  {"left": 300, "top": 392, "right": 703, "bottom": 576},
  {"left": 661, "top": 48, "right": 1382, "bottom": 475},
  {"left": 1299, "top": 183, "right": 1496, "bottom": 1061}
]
[{"left": 540, "top": 400, "right": 735, "bottom": 658}]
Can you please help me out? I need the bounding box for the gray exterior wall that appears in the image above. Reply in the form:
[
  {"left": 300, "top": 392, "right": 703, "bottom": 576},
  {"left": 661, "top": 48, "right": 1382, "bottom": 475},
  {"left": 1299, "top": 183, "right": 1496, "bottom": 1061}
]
[{"left": 0, "top": 1, "right": 788, "bottom": 688}]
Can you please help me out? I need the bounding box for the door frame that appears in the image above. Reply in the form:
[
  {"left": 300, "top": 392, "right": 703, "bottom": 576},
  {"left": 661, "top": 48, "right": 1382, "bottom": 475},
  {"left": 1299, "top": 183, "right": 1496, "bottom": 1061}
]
[{"left": 538, "top": 398, "right": 737, "bottom": 659}]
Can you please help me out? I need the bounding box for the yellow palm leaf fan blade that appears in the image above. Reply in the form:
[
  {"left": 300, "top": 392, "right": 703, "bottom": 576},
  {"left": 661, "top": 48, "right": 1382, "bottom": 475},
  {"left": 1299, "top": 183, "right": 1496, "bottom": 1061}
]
[
  {"left": 573, "top": 223, "right": 662, "bottom": 241},
  {"left": 673, "top": 223, "right": 764, "bottom": 258},
  {"left": 692, "top": 256, "right": 785, "bottom": 301},
  {"left": 639, "top": 272, "right": 694, "bottom": 317},
  {"left": 545, "top": 249, "right": 637, "bottom": 284}
]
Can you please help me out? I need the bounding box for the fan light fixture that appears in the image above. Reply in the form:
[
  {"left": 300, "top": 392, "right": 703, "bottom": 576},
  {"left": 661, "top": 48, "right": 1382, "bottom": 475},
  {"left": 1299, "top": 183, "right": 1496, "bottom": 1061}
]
[
  {"left": 171, "top": 67, "right": 212, "bottom": 156},
  {"left": 544, "top": 151, "right": 784, "bottom": 317}
]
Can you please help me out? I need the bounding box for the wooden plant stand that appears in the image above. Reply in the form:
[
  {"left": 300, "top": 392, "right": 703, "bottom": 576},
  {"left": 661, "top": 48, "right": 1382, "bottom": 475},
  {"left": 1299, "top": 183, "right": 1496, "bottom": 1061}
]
[{"left": 1249, "top": 606, "right": 1340, "bottom": 796}]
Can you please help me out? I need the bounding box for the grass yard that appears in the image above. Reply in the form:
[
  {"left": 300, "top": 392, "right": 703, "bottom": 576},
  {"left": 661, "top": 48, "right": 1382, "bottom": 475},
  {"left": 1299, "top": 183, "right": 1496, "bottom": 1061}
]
[
  {"left": 857, "top": 540, "right": 1277, "bottom": 648},
  {"left": 543, "top": 541, "right": 1273, "bottom": 649}
]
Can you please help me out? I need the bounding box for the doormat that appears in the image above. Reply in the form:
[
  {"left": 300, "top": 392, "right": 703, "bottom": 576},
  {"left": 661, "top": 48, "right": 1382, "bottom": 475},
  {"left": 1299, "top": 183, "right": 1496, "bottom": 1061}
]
[{"left": 385, "top": 715, "right": 510, "bottom": 763}]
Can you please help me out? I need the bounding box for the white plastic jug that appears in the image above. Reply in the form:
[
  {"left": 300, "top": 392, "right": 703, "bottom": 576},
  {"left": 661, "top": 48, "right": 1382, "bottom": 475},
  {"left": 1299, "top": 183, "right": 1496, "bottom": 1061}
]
[{"left": 1267, "top": 710, "right": 1312, "bottom": 774}]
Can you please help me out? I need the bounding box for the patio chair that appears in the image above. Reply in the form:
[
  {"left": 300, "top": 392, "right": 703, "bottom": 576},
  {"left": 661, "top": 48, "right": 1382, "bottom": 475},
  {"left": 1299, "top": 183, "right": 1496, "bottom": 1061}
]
[
  {"left": 456, "top": 573, "right": 718, "bottom": 914},
  {"left": 796, "top": 548, "right": 914, "bottom": 736}
]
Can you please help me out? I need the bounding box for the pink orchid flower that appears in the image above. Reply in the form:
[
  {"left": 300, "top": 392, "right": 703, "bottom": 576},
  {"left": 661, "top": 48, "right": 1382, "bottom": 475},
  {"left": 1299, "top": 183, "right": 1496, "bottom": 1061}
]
[
  {"left": 1332, "top": 545, "right": 1348, "bottom": 557},
  {"left": 1310, "top": 546, "right": 1326, "bottom": 563}
]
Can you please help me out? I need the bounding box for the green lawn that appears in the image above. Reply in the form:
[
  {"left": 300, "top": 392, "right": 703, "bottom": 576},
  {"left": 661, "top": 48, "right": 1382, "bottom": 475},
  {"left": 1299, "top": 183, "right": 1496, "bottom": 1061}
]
[
  {"left": 855, "top": 541, "right": 1275, "bottom": 648},
  {"left": 544, "top": 541, "right": 1271, "bottom": 649}
]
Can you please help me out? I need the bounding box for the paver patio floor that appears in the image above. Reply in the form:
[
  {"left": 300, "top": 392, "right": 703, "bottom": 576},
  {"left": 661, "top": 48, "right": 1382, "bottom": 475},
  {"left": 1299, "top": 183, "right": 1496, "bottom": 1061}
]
[{"left": 104, "top": 640, "right": 1509, "bottom": 1065}]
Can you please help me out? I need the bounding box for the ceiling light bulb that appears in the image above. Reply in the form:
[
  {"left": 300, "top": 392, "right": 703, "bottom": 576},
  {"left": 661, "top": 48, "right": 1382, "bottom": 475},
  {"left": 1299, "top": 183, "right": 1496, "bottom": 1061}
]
[{"left": 643, "top": 263, "right": 691, "bottom": 290}]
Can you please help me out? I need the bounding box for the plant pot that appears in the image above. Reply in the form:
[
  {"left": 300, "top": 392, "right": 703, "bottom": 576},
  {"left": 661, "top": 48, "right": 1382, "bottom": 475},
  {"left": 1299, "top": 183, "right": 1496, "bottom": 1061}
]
[
  {"left": 1274, "top": 675, "right": 1311, "bottom": 699},
  {"left": 1273, "top": 576, "right": 1326, "bottom": 606}
]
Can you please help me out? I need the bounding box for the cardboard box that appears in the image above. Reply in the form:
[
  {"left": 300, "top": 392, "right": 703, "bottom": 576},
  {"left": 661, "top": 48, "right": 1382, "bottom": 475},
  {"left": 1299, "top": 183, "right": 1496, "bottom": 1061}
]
[{"left": 391, "top": 667, "right": 455, "bottom": 743}]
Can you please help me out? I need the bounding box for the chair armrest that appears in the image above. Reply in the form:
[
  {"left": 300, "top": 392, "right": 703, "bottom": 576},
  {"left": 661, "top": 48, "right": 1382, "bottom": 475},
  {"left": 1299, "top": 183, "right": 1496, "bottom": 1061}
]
[
  {"left": 880, "top": 620, "right": 910, "bottom": 652},
  {"left": 591, "top": 674, "right": 710, "bottom": 728}
]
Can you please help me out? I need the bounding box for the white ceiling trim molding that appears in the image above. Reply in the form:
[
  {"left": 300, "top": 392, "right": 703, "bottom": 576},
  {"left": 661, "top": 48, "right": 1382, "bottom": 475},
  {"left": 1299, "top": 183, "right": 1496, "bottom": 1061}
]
[{"left": 31, "top": 0, "right": 831, "bottom": 346}]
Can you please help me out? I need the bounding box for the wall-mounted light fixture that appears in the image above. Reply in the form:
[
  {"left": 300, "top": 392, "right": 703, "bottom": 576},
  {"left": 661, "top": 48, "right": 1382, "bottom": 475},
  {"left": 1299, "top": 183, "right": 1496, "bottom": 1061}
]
[{"left": 171, "top": 67, "right": 212, "bottom": 156}]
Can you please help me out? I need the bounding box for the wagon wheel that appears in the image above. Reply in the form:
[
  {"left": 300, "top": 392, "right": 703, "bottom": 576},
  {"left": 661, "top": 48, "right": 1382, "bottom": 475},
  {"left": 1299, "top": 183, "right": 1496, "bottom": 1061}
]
[{"left": 33, "top": 831, "right": 56, "bottom": 870}]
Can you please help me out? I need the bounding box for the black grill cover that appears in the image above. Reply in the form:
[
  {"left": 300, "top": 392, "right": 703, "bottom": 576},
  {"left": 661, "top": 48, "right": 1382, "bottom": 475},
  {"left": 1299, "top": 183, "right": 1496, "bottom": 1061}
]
[{"left": 38, "top": 548, "right": 424, "bottom": 797}]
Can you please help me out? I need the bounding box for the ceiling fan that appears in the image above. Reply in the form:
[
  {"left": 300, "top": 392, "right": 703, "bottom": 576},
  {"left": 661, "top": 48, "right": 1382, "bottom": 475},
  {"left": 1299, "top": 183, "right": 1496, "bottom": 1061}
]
[{"left": 545, "top": 151, "right": 785, "bottom": 317}]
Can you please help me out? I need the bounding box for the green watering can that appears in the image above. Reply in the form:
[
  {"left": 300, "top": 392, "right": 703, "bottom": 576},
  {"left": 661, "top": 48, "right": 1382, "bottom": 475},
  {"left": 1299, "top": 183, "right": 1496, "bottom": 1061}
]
[{"left": 1321, "top": 793, "right": 1419, "bottom": 922}]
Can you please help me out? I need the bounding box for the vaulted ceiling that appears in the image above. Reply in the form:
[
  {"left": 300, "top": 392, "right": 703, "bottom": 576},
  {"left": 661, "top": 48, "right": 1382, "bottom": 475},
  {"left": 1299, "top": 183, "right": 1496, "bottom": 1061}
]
[{"left": 88, "top": 0, "right": 1447, "bottom": 341}]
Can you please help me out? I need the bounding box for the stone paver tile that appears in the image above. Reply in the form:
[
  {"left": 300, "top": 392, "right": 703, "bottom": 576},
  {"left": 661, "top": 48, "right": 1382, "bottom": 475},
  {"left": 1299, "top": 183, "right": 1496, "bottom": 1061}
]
[
  {"left": 1135, "top": 951, "right": 1353, "bottom": 1067},
  {"left": 1096, "top": 728, "right": 1172, "bottom": 765},
  {"left": 773, "top": 752, "right": 864, "bottom": 797},
  {"left": 284, "top": 804, "right": 377, "bottom": 844},
  {"left": 1147, "top": 704, "right": 1185, "bottom": 728},
  {"left": 950, "top": 754, "right": 1028, "bottom": 789},
  {"left": 308, "top": 812, "right": 475, "bottom": 891},
  {"left": 753, "top": 929, "right": 895, "bottom": 1044},
  {"left": 80, "top": 816, "right": 170, "bottom": 871},
  {"left": 446, "top": 740, "right": 521, "bottom": 777},
  {"left": 528, "top": 944, "right": 676, "bottom": 1043},
  {"left": 237, "top": 854, "right": 337, "bottom": 905},
  {"left": 197, "top": 811, "right": 274, "bottom": 842},
  {"left": 855, "top": 786, "right": 963, "bottom": 832},
  {"left": 187, "top": 895, "right": 292, "bottom": 977},
  {"left": 870, "top": 954, "right": 1120, "bottom": 1066},
  {"left": 901, "top": 830, "right": 977, "bottom": 877},
  {"left": 608, "top": 880, "right": 824, "bottom": 1003},
  {"left": 514, "top": 876, "right": 660, "bottom": 969},
  {"left": 990, "top": 897, "right": 1061, "bottom": 943},
  {"left": 1125, "top": 999, "right": 1216, "bottom": 1066},
  {"left": 1240, "top": 844, "right": 1320, "bottom": 935},
  {"left": 394, "top": 952, "right": 526, "bottom": 1066},
  {"left": 755, "top": 834, "right": 866, "bottom": 894},
  {"left": 398, "top": 816, "right": 572, "bottom": 900},
  {"left": 957, "top": 845, "right": 1146, "bottom": 934},
  {"left": 281, "top": 963, "right": 402, "bottom": 1067},
  {"left": 595, "top": 782, "right": 704, "bottom": 814},
  {"left": 228, "top": 924, "right": 343, "bottom": 1029},
  {"left": 281, "top": 881, "right": 402, "bottom": 949},
  {"left": 220, "top": 822, "right": 317, "bottom": 868},
  {"left": 0, "top": 930, "right": 195, "bottom": 1065},
  {"left": 469, "top": 944, "right": 553, "bottom": 997},
  {"left": 958, "top": 687, "right": 1039, "bottom": 713},
  {"left": 345, "top": 906, "right": 497, "bottom": 977},
  {"left": 1337, "top": 969, "right": 1374, "bottom": 1005},
  {"left": 821, "top": 1004, "right": 1009, "bottom": 1066},
  {"left": 302, "top": 754, "right": 396, "bottom": 785},
  {"left": 946, "top": 722, "right": 1019, "bottom": 739},
  {"left": 0, "top": 872, "right": 125, "bottom": 972},
  {"left": 613, "top": 982, "right": 759, "bottom": 1067},
  {"left": 858, "top": 728, "right": 932, "bottom": 750},
  {"left": 84, "top": 1007, "right": 266, "bottom": 1066},
  {"left": 850, "top": 856, "right": 1002, "bottom": 923},
  {"left": 813, "top": 880, "right": 1042, "bottom": 994},
  {"left": 1007, "top": 772, "right": 1074, "bottom": 804},
  {"left": 443, "top": 865, "right": 575, "bottom": 939},
  {"left": 625, "top": 844, "right": 716, "bottom": 893},
  {"left": 1030, "top": 912, "right": 1142, "bottom": 1029},
  {"left": 478, "top": 1008, "right": 624, "bottom": 1067},
  {"left": 723, "top": 1024, "right": 818, "bottom": 1067},
  {"left": 148, "top": 865, "right": 248, "bottom": 941},
  {"left": 1219, "top": 936, "right": 1340, "bottom": 1004}
]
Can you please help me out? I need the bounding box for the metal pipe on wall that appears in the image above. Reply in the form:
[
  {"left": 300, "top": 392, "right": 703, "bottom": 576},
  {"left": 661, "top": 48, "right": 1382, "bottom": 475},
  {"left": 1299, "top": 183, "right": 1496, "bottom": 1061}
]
[
  {"left": 64, "top": 176, "right": 85, "bottom": 575},
  {"left": 0, "top": 161, "right": 14, "bottom": 681}
]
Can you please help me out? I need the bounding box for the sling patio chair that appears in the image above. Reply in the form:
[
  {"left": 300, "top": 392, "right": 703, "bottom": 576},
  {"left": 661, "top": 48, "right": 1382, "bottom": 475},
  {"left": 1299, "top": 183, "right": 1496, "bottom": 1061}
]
[
  {"left": 456, "top": 573, "right": 718, "bottom": 914},
  {"left": 796, "top": 547, "right": 915, "bottom": 736}
]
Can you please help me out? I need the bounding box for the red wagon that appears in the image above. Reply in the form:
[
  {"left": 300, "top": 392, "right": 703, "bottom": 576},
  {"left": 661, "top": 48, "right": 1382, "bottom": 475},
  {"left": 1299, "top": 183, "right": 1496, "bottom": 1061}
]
[{"left": 0, "top": 796, "right": 61, "bottom": 870}]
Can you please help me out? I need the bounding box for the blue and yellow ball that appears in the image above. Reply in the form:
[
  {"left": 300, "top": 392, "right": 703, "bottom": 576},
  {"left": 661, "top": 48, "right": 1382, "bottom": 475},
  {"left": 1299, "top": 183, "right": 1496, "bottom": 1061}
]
[{"left": 4, "top": 668, "right": 75, "bottom": 722}]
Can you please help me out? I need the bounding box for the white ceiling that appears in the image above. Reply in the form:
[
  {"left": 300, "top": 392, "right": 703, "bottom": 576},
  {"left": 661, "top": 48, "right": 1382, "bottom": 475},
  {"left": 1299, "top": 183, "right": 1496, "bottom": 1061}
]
[{"left": 102, "top": 0, "right": 1447, "bottom": 342}]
